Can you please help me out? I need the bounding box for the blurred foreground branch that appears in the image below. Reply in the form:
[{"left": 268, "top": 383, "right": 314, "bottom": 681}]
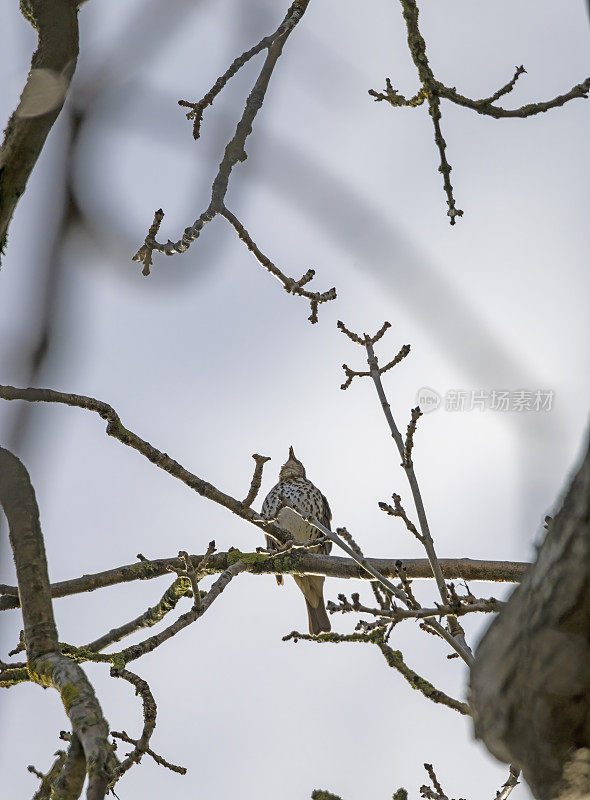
[
  {"left": 0, "top": 0, "right": 80, "bottom": 261},
  {"left": 471, "top": 433, "right": 590, "bottom": 800}
]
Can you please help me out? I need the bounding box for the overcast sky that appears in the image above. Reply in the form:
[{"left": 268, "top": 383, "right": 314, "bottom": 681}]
[{"left": 1, "top": 1, "right": 589, "bottom": 798}]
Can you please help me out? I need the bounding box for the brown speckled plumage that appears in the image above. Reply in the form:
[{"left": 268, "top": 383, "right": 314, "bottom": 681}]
[{"left": 261, "top": 447, "right": 332, "bottom": 634}]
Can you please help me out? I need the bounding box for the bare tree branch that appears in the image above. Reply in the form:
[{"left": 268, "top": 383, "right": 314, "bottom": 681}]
[
  {"left": 84, "top": 576, "right": 193, "bottom": 653},
  {"left": 109, "top": 669, "right": 157, "bottom": 783},
  {"left": 495, "top": 766, "right": 520, "bottom": 800},
  {"left": 0, "top": 553, "right": 527, "bottom": 613},
  {"left": 111, "top": 561, "right": 246, "bottom": 665},
  {"left": 178, "top": 6, "right": 306, "bottom": 140},
  {"left": 0, "top": 385, "right": 526, "bottom": 627},
  {"left": 338, "top": 323, "right": 474, "bottom": 664},
  {"left": 436, "top": 75, "right": 590, "bottom": 120},
  {"left": 0, "top": 447, "right": 117, "bottom": 799},
  {"left": 110, "top": 731, "right": 186, "bottom": 775},
  {"left": 274, "top": 507, "right": 473, "bottom": 663},
  {"left": 29, "top": 750, "right": 67, "bottom": 800},
  {"left": 220, "top": 207, "right": 336, "bottom": 322},
  {"left": 132, "top": 0, "right": 334, "bottom": 321},
  {"left": 0, "top": 0, "right": 79, "bottom": 261},
  {"left": 284, "top": 629, "right": 471, "bottom": 716},
  {"left": 369, "top": 0, "right": 589, "bottom": 222},
  {"left": 52, "top": 734, "right": 86, "bottom": 800},
  {"left": 0, "top": 382, "right": 292, "bottom": 548},
  {"left": 328, "top": 592, "right": 504, "bottom": 624},
  {"left": 242, "top": 454, "right": 271, "bottom": 506}
]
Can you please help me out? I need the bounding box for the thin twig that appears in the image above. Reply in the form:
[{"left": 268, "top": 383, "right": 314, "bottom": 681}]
[
  {"left": 170, "top": 542, "right": 216, "bottom": 613},
  {"left": 85, "top": 576, "right": 194, "bottom": 652},
  {"left": 495, "top": 766, "right": 520, "bottom": 800},
  {"left": 425, "top": 764, "right": 446, "bottom": 797},
  {"left": 132, "top": 1, "right": 335, "bottom": 321},
  {"left": 338, "top": 322, "right": 410, "bottom": 389},
  {"left": 0, "top": 383, "right": 295, "bottom": 554},
  {"left": 437, "top": 74, "right": 590, "bottom": 119},
  {"left": 403, "top": 407, "right": 422, "bottom": 468},
  {"left": 178, "top": 8, "right": 304, "bottom": 139},
  {"left": 371, "top": 334, "right": 473, "bottom": 661},
  {"left": 379, "top": 494, "right": 421, "bottom": 541},
  {"left": 370, "top": 1, "right": 589, "bottom": 222},
  {"left": 176, "top": 552, "right": 202, "bottom": 612},
  {"left": 395, "top": 0, "right": 462, "bottom": 222},
  {"left": 221, "top": 208, "right": 336, "bottom": 323},
  {"left": 335, "top": 526, "right": 364, "bottom": 557},
  {"left": 284, "top": 629, "right": 470, "bottom": 716},
  {"left": 337, "top": 323, "right": 474, "bottom": 664},
  {"left": 114, "top": 561, "right": 246, "bottom": 665},
  {"left": 394, "top": 560, "right": 420, "bottom": 609},
  {"left": 328, "top": 593, "right": 504, "bottom": 623},
  {"left": 480, "top": 65, "right": 527, "bottom": 104},
  {"left": 109, "top": 669, "right": 157, "bottom": 783},
  {"left": 110, "top": 731, "right": 186, "bottom": 775},
  {"left": 280, "top": 505, "right": 472, "bottom": 663},
  {"left": 242, "top": 454, "right": 271, "bottom": 506}
]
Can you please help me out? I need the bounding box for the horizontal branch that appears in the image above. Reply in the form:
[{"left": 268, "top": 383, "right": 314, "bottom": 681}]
[
  {"left": 0, "top": 552, "right": 527, "bottom": 611},
  {"left": 0, "top": 385, "right": 527, "bottom": 609},
  {"left": 329, "top": 594, "right": 505, "bottom": 624},
  {"left": 436, "top": 75, "right": 590, "bottom": 119}
]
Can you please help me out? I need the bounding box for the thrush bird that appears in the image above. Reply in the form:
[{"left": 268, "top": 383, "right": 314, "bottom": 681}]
[{"left": 261, "top": 447, "right": 332, "bottom": 635}]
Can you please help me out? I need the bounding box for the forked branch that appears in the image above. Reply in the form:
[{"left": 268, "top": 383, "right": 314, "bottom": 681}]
[
  {"left": 370, "top": 0, "right": 590, "bottom": 222},
  {"left": 133, "top": 0, "right": 335, "bottom": 322},
  {"left": 0, "top": 447, "right": 116, "bottom": 799}
]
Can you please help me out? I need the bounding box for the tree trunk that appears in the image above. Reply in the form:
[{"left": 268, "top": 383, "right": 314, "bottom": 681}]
[{"left": 470, "top": 433, "right": 590, "bottom": 800}]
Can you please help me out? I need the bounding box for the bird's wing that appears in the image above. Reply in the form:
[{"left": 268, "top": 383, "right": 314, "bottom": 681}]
[
  {"left": 261, "top": 483, "right": 281, "bottom": 551},
  {"left": 261, "top": 483, "right": 284, "bottom": 584},
  {"left": 261, "top": 483, "right": 281, "bottom": 520},
  {"left": 320, "top": 492, "right": 332, "bottom": 530},
  {"left": 317, "top": 490, "right": 332, "bottom": 555}
]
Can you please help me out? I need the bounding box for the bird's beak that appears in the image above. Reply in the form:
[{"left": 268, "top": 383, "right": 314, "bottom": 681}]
[{"left": 288, "top": 445, "right": 295, "bottom": 459}]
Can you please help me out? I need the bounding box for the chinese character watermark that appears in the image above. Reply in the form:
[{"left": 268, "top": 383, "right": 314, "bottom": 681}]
[{"left": 416, "top": 388, "right": 554, "bottom": 413}]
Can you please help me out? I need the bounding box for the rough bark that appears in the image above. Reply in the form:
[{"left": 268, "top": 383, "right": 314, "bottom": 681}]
[
  {"left": 470, "top": 434, "right": 590, "bottom": 800},
  {"left": 0, "top": 447, "right": 116, "bottom": 799}
]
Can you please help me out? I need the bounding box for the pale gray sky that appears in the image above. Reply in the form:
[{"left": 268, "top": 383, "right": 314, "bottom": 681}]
[{"left": 1, "top": 1, "right": 589, "bottom": 798}]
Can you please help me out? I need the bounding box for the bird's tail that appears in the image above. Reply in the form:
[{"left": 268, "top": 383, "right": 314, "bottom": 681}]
[
  {"left": 305, "top": 599, "right": 331, "bottom": 636},
  {"left": 293, "top": 574, "right": 331, "bottom": 635}
]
